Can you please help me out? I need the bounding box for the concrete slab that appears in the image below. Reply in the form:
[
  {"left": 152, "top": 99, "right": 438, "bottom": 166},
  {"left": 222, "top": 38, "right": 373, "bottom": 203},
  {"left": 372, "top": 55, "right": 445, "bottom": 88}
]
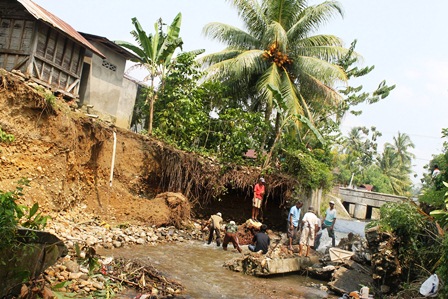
[{"left": 265, "top": 256, "right": 318, "bottom": 274}]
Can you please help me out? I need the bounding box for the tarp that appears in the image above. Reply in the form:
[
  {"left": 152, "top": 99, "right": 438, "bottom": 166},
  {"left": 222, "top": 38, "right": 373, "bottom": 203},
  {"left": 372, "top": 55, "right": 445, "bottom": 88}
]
[{"left": 329, "top": 247, "right": 354, "bottom": 263}]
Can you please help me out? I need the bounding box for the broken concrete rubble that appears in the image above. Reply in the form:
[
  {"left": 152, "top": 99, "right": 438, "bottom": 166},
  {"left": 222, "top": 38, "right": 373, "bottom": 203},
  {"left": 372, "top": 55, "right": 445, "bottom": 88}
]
[
  {"left": 224, "top": 253, "right": 318, "bottom": 276},
  {"left": 327, "top": 260, "right": 373, "bottom": 295},
  {"left": 225, "top": 228, "right": 375, "bottom": 297}
]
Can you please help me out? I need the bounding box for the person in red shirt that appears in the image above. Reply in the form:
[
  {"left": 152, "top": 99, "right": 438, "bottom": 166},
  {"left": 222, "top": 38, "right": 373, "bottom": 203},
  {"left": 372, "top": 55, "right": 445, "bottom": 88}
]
[{"left": 252, "top": 177, "right": 265, "bottom": 221}]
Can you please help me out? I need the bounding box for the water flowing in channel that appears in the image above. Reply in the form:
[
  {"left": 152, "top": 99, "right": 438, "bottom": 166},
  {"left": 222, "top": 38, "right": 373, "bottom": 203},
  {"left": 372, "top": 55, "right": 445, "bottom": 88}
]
[{"left": 102, "top": 219, "right": 367, "bottom": 299}]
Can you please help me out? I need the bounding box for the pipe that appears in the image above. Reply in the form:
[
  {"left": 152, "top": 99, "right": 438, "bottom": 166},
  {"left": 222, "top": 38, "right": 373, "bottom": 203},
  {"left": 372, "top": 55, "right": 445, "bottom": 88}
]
[{"left": 110, "top": 131, "right": 117, "bottom": 187}]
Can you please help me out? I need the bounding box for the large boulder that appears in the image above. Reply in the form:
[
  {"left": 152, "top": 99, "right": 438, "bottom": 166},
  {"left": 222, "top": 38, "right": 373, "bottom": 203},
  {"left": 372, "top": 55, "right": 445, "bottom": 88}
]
[{"left": 149, "top": 192, "right": 191, "bottom": 228}]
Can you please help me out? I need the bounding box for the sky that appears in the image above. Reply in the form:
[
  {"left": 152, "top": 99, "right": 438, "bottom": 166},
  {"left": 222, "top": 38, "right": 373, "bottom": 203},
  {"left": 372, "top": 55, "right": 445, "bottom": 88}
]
[{"left": 33, "top": 0, "right": 448, "bottom": 184}]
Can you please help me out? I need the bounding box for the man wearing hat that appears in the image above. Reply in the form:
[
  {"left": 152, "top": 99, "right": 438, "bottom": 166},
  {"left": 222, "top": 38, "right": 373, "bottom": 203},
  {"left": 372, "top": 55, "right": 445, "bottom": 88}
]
[
  {"left": 222, "top": 220, "right": 242, "bottom": 253},
  {"left": 316, "top": 200, "right": 337, "bottom": 248},
  {"left": 204, "top": 212, "right": 223, "bottom": 246},
  {"left": 252, "top": 177, "right": 266, "bottom": 221}
]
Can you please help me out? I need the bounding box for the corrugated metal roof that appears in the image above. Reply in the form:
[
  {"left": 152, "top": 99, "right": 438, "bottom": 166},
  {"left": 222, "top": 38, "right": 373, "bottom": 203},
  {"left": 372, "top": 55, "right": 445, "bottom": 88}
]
[
  {"left": 17, "top": 0, "right": 105, "bottom": 58},
  {"left": 79, "top": 32, "right": 140, "bottom": 61}
]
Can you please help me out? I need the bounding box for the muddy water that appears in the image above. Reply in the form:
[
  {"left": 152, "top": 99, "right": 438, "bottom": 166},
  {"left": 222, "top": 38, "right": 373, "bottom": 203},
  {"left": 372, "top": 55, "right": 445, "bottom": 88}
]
[{"left": 99, "top": 241, "right": 334, "bottom": 299}]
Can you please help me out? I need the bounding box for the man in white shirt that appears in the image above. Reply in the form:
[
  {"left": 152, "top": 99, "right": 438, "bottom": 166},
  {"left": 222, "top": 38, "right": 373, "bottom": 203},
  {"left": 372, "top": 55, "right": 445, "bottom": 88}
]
[{"left": 298, "top": 206, "right": 320, "bottom": 257}]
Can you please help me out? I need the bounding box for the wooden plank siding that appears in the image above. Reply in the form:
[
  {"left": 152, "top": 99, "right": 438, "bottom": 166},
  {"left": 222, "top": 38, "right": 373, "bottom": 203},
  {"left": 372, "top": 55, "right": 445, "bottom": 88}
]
[
  {"left": 30, "top": 22, "right": 84, "bottom": 96},
  {"left": 0, "top": 1, "right": 86, "bottom": 98},
  {"left": 0, "top": 1, "right": 34, "bottom": 71},
  {"left": 0, "top": 18, "right": 34, "bottom": 72}
]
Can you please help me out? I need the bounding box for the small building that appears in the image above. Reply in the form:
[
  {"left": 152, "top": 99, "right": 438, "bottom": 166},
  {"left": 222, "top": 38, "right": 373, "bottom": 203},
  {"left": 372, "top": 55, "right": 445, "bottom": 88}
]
[
  {"left": 79, "top": 33, "right": 142, "bottom": 129},
  {"left": 0, "top": 0, "right": 104, "bottom": 98}
]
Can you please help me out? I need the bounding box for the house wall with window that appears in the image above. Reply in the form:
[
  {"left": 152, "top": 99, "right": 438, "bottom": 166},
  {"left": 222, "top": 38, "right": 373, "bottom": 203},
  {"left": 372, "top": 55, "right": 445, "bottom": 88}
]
[
  {"left": 79, "top": 42, "right": 125, "bottom": 124},
  {"left": 79, "top": 37, "right": 140, "bottom": 129}
]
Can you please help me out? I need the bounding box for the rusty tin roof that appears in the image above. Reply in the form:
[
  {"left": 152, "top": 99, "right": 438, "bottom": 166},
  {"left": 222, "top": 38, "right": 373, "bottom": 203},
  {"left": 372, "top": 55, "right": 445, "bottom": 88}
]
[
  {"left": 79, "top": 32, "right": 140, "bottom": 61},
  {"left": 17, "top": 0, "right": 105, "bottom": 58}
]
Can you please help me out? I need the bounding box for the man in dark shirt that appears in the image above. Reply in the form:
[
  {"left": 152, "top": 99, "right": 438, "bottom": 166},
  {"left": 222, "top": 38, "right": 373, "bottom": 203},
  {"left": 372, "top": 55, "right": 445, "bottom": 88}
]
[{"left": 248, "top": 224, "right": 270, "bottom": 254}]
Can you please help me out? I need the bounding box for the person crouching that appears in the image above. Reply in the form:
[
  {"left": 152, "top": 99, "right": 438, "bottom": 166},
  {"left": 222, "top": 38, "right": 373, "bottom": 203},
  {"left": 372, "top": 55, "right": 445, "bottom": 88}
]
[
  {"left": 223, "top": 221, "right": 242, "bottom": 253},
  {"left": 203, "top": 212, "right": 223, "bottom": 246}
]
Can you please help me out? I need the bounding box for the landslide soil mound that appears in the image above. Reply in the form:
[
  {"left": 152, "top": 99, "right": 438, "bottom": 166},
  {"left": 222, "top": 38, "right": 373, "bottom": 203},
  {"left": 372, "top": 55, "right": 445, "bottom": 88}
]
[
  {"left": 0, "top": 70, "right": 296, "bottom": 228},
  {"left": 0, "top": 70, "right": 182, "bottom": 226}
]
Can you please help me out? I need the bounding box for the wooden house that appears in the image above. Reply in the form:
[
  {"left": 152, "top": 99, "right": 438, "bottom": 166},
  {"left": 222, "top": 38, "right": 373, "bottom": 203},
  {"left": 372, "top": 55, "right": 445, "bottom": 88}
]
[
  {"left": 0, "top": 0, "right": 145, "bottom": 130},
  {"left": 0, "top": 0, "right": 104, "bottom": 98}
]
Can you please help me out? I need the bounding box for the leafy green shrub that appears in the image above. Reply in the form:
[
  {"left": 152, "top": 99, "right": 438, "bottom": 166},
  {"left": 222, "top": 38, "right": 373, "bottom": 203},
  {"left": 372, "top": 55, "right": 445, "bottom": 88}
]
[
  {"left": 429, "top": 182, "right": 448, "bottom": 230},
  {"left": 438, "top": 234, "right": 448, "bottom": 297},
  {"left": 0, "top": 179, "right": 28, "bottom": 250},
  {"left": 0, "top": 179, "right": 50, "bottom": 250},
  {"left": 281, "top": 148, "right": 333, "bottom": 190}
]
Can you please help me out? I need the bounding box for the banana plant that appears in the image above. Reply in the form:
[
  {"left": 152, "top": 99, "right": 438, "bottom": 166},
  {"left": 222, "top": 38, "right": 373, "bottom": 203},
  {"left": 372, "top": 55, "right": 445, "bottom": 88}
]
[{"left": 116, "top": 13, "right": 183, "bottom": 134}]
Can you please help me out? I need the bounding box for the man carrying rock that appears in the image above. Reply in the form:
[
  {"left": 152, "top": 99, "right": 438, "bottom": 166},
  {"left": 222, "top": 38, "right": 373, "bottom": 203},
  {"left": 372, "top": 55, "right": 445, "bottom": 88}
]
[
  {"left": 203, "top": 212, "right": 223, "bottom": 246},
  {"left": 222, "top": 221, "right": 242, "bottom": 253}
]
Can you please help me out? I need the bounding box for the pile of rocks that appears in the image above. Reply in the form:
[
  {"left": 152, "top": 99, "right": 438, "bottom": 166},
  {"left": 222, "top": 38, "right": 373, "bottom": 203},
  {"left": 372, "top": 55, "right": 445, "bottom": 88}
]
[
  {"left": 35, "top": 207, "right": 205, "bottom": 297},
  {"left": 45, "top": 208, "right": 205, "bottom": 250}
]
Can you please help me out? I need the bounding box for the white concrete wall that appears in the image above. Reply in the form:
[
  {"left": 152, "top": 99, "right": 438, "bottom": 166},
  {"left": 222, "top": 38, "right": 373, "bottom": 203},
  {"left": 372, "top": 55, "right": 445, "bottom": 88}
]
[
  {"left": 116, "top": 77, "right": 138, "bottom": 129},
  {"left": 82, "top": 43, "right": 125, "bottom": 123},
  {"left": 80, "top": 42, "right": 138, "bottom": 129},
  {"left": 90, "top": 43, "right": 125, "bottom": 116}
]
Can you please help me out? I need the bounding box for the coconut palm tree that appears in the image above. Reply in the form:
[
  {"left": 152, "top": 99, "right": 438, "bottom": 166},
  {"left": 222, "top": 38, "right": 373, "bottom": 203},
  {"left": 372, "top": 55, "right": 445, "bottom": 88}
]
[
  {"left": 385, "top": 132, "right": 415, "bottom": 173},
  {"left": 377, "top": 146, "right": 411, "bottom": 195},
  {"left": 116, "top": 14, "right": 183, "bottom": 134},
  {"left": 201, "top": 0, "right": 350, "bottom": 145}
]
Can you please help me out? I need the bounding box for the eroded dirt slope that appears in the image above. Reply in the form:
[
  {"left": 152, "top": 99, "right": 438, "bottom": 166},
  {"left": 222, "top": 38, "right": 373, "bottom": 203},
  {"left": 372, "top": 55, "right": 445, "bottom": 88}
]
[{"left": 0, "top": 71, "right": 174, "bottom": 226}]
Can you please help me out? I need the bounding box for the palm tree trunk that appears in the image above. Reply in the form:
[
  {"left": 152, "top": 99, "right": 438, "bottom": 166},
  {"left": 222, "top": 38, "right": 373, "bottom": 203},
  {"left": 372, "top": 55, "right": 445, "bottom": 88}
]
[
  {"left": 260, "top": 103, "right": 273, "bottom": 151},
  {"left": 149, "top": 94, "right": 154, "bottom": 134},
  {"left": 148, "top": 73, "right": 156, "bottom": 135}
]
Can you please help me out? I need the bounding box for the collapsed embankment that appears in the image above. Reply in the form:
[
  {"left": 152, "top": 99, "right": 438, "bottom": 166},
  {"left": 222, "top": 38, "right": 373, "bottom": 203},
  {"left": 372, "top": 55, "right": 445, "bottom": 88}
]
[{"left": 0, "top": 69, "right": 298, "bottom": 228}]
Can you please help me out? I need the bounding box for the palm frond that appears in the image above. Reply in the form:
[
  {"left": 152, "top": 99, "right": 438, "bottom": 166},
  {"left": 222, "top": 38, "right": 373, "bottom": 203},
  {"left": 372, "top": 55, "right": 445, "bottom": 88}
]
[
  {"left": 298, "top": 72, "right": 344, "bottom": 109},
  {"left": 298, "top": 114, "right": 326, "bottom": 145},
  {"left": 282, "top": 72, "right": 308, "bottom": 119},
  {"left": 295, "top": 55, "right": 347, "bottom": 85},
  {"left": 257, "top": 63, "right": 281, "bottom": 111},
  {"left": 227, "top": 0, "right": 267, "bottom": 37},
  {"left": 205, "top": 49, "right": 265, "bottom": 80},
  {"left": 200, "top": 48, "right": 242, "bottom": 66},
  {"left": 295, "top": 34, "right": 344, "bottom": 49},
  {"left": 263, "top": 0, "right": 307, "bottom": 29},
  {"left": 290, "top": 1, "right": 344, "bottom": 38},
  {"left": 203, "top": 23, "right": 260, "bottom": 49}
]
